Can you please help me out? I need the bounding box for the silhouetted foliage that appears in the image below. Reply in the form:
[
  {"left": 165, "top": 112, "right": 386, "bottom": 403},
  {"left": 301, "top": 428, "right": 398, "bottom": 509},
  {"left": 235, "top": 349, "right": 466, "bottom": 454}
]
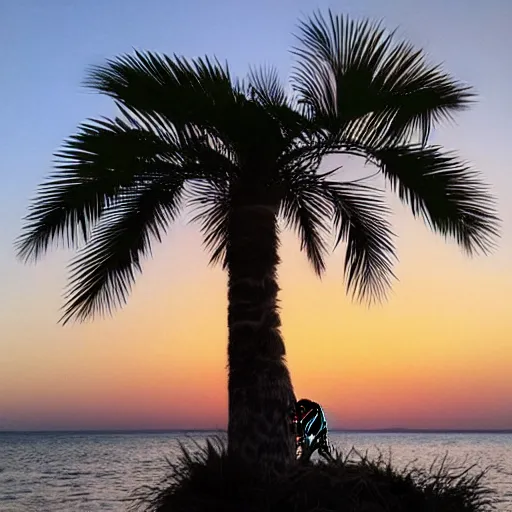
[
  {"left": 16, "top": 10, "right": 499, "bottom": 325},
  {"left": 129, "top": 437, "right": 498, "bottom": 512}
]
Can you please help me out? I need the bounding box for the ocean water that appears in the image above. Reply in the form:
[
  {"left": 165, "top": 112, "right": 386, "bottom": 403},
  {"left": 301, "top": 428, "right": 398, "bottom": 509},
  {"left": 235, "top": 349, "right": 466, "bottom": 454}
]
[{"left": 0, "top": 431, "right": 510, "bottom": 511}]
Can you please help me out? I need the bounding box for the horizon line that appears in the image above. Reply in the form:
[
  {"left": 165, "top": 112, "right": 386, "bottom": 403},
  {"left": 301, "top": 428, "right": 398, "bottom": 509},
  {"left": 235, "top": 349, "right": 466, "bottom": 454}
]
[{"left": 1, "top": 428, "right": 512, "bottom": 434}]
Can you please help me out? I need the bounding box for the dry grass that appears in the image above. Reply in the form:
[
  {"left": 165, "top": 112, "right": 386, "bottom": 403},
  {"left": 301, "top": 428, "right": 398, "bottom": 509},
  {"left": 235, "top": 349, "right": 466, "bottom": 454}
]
[{"left": 129, "top": 436, "right": 498, "bottom": 512}]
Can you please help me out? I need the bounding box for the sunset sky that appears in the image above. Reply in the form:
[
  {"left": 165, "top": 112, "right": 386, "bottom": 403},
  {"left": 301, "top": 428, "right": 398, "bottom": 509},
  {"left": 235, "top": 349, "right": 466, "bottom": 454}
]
[{"left": 1, "top": 0, "right": 511, "bottom": 431}]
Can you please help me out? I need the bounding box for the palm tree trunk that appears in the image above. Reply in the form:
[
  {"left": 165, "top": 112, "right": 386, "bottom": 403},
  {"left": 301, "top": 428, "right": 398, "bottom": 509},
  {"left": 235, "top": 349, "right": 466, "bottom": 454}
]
[{"left": 226, "top": 194, "right": 297, "bottom": 474}]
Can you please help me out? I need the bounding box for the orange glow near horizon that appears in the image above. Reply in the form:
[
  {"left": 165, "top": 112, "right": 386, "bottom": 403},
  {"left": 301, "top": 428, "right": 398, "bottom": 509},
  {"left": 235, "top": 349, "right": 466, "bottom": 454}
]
[{"left": 2, "top": 216, "right": 512, "bottom": 431}]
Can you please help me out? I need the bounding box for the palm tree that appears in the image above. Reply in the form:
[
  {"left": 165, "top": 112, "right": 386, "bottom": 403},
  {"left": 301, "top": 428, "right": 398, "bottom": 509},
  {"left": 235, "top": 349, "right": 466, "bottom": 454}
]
[{"left": 16, "top": 11, "right": 499, "bottom": 473}]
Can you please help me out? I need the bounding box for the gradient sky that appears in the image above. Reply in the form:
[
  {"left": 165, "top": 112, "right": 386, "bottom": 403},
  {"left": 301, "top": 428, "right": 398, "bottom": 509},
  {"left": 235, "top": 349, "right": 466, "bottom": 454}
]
[{"left": 1, "top": 0, "right": 511, "bottom": 431}]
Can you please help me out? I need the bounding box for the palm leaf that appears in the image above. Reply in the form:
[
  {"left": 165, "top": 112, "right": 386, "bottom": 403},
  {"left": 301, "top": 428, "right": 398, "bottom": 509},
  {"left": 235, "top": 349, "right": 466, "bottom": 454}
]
[
  {"left": 15, "top": 118, "right": 177, "bottom": 263},
  {"left": 248, "top": 66, "right": 286, "bottom": 107},
  {"left": 61, "top": 178, "right": 184, "bottom": 324},
  {"left": 189, "top": 179, "right": 231, "bottom": 268},
  {"left": 279, "top": 173, "right": 332, "bottom": 275},
  {"left": 247, "top": 66, "right": 310, "bottom": 145},
  {"left": 86, "top": 51, "right": 245, "bottom": 147},
  {"left": 319, "top": 179, "right": 397, "bottom": 302},
  {"left": 291, "top": 10, "right": 473, "bottom": 147},
  {"left": 370, "top": 145, "right": 500, "bottom": 254}
]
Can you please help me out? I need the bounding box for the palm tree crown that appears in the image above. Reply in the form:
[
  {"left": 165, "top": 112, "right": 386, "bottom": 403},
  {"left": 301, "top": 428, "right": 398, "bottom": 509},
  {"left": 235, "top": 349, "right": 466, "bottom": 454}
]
[{"left": 16, "top": 11, "right": 499, "bottom": 324}]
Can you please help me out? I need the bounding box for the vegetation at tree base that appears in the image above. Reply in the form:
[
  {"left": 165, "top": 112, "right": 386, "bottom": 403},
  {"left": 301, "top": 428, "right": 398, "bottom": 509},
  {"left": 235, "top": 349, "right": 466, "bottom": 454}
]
[{"left": 130, "top": 438, "right": 498, "bottom": 512}]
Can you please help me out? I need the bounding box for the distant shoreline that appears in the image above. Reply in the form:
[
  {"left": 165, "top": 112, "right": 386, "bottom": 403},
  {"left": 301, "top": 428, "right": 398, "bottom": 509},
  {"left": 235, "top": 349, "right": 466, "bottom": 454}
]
[{"left": 1, "top": 428, "right": 511, "bottom": 435}]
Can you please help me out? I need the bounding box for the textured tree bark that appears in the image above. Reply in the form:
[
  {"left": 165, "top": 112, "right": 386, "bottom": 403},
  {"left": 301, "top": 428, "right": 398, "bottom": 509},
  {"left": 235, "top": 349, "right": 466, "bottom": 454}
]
[{"left": 226, "top": 190, "right": 297, "bottom": 475}]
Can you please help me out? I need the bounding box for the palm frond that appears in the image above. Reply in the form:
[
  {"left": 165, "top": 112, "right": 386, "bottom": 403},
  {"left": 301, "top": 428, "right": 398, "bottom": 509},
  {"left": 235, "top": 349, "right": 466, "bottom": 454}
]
[
  {"left": 320, "top": 180, "right": 397, "bottom": 302},
  {"left": 189, "top": 179, "right": 231, "bottom": 268},
  {"left": 86, "top": 51, "right": 244, "bottom": 142},
  {"left": 279, "top": 173, "right": 332, "bottom": 275},
  {"left": 60, "top": 178, "right": 184, "bottom": 325},
  {"left": 291, "top": 10, "right": 474, "bottom": 147},
  {"left": 370, "top": 145, "right": 500, "bottom": 255},
  {"left": 15, "top": 118, "right": 177, "bottom": 263},
  {"left": 248, "top": 66, "right": 286, "bottom": 107}
]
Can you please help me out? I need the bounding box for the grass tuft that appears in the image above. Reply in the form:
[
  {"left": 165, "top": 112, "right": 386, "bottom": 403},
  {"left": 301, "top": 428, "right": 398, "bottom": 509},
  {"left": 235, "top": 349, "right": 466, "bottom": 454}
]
[{"left": 129, "top": 436, "right": 498, "bottom": 512}]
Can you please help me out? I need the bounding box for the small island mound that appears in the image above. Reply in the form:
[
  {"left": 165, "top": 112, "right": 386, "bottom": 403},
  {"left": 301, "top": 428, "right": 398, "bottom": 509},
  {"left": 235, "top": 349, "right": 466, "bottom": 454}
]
[{"left": 131, "top": 438, "right": 497, "bottom": 512}]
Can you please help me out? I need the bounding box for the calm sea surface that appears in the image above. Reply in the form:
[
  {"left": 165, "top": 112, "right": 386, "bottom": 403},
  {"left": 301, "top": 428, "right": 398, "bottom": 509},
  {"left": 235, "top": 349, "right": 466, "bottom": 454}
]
[{"left": 0, "top": 431, "right": 510, "bottom": 511}]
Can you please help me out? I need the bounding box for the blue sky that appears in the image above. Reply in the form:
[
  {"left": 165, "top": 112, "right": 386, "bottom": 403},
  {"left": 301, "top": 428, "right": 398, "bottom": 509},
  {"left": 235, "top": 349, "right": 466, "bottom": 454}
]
[
  {"left": 3, "top": 0, "right": 511, "bottom": 243},
  {"left": 1, "top": 0, "right": 512, "bottom": 430}
]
